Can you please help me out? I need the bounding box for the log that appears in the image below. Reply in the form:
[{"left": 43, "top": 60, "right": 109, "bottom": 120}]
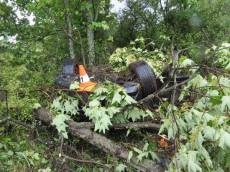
[
  {"left": 35, "top": 108, "right": 160, "bottom": 130},
  {"left": 35, "top": 107, "right": 53, "bottom": 124},
  {"left": 58, "top": 121, "right": 160, "bottom": 130},
  {"left": 111, "top": 121, "right": 160, "bottom": 130},
  {"left": 35, "top": 108, "right": 163, "bottom": 172}
]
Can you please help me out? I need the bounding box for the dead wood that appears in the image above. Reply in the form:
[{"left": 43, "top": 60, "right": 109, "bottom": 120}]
[
  {"left": 0, "top": 116, "right": 32, "bottom": 129},
  {"left": 35, "top": 107, "right": 53, "bottom": 124},
  {"left": 35, "top": 108, "right": 160, "bottom": 130},
  {"left": 63, "top": 121, "right": 160, "bottom": 130},
  {"left": 62, "top": 154, "right": 112, "bottom": 169},
  {"left": 34, "top": 108, "right": 164, "bottom": 172}
]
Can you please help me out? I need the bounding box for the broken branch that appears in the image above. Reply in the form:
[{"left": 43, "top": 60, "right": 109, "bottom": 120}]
[{"left": 139, "top": 75, "right": 195, "bottom": 103}]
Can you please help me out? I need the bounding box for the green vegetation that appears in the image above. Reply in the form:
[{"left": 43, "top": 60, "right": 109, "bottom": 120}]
[{"left": 0, "top": 0, "right": 230, "bottom": 171}]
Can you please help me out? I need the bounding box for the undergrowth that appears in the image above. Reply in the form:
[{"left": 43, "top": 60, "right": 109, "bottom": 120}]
[{"left": 1, "top": 42, "right": 230, "bottom": 171}]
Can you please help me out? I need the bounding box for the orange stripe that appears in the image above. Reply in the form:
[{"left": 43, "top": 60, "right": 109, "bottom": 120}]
[
  {"left": 78, "top": 81, "right": 97, "bottom": 92},
  {"left": 79, "top": 65, "right": 87, "bottom": 76}
]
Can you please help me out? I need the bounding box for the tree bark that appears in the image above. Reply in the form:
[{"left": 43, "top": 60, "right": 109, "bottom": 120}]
[
  {"left": 69, "top": 124, "right": 163, "bottom": 172},
  {"left": 35, "top": 108, "right": 161, "bottom": 130},
  {"left": 76, "top": 30, "right": 86, "bottom": 65},
  {"left": 64, "top": 0, "right": 76, "bottom": 60},
  {"left": 68, "top": 121, "right": 160, "bottom": 130},
  {"left": 87, "top": 0, "right": 96, "bottom": 65}
]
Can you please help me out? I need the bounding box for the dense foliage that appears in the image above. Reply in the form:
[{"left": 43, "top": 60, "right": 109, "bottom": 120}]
[
  {"left": 1, "top": 0, "right": 230, "bottom": 171},
  {"left": 52, "top": 82, "right": 154, "bottom": 136},
  {"left": 109, "top": 38, "right": 168, "bottom": 78},
  {"left": 160, "top": 53, "right": 230, "bottom": 172}
]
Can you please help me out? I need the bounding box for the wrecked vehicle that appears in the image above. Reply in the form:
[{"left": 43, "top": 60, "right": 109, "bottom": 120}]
[{"left": 55, "top": 59, "right": 189, "bottom": 109}]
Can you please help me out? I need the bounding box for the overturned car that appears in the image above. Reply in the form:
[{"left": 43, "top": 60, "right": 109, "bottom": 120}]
[{"left": 55, "top": 59, "right": 188, "bottom": 109}]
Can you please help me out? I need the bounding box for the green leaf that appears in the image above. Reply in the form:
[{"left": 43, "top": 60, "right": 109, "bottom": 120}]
[
  {"left": 149, "top": 152, "right": 159, "bottom": 161},
  {"left": 64, "top": 99, "right": 78, "bottom": 115},
  {"left": 33, "top": 103, "right": 41, "bottom": 109},
  {"left": 88, "top": 99, "right": 100, "bottom": 107},
  {"left": 189, "top": 74, "right": 208, "bottom": 88},
  {"left": 38, "top": 167, "right": 52, "bottom": 172},
  {"left": 187, "top": 151, "right": 202, "bottom": 172},
  {"left": 127, "top": 151, "right": 133, "bottom": 162},
  {"left": 91, "top": 107, "right": 112, "bottom": 133},
  {"left": 219, "top": 129, "right": 230, "bottom": 149},
  {"left": 124, "top": 94, "right": 136, "bottom": 104},
  {"left": 52, "top": 96, "right": 79, "bottom": 117},
  {"left": 133, "top": 147, "right": 142, "bottom": 154},
  {"left": 125, "top": 107, "right": 146, "bottom": 122},
  {"left": 221, "top": 96, "right": 230, "bottom": 112},
  {"left": 112, "top": 91, "right": 123, "bottom": 104},
  {"left": 106, "top": 106, "right": 120, "bottom": 116},
  {"left": 51, "top": 97, "right": 63, "bottom": 111},
  {"left": 32, "top": 153, "right": 40, "bottom": 160},
  {"left": 203, "top": 126, "right": 216, "bottom": 141},
  {"left": 143, "top": 143, "right": 149, "bottom": 151},
  {"left": 126, "top": 129, "right": 131, "bottom": 136},
  {"left": 84, "top": 82, "right": 156, "bottom": 133},
  {"left": 7, "top": 150, "right": 13, "bottom": 156},
  {"left": 94, "top": 86, "right": 108, "bottom": 95},
  {"left": 180, "top": 58, "right": 195, "bottom": 67},
  {"left": 199, "top": 146, "right": 213, "bottom": 167},
  {"left": 137, "top": 152, "right": 149, "bottom": 162},
  {"left": 225, "top": 63, "right": 230, "bottom": 70},
  {"left": 115, "top": 163, "right": 127, "bottom": 172},
  {"left": 69, "top": 81, "right": 79, "bottom": 90},
  {"left": 210, "top": 95, "right": 222, "bottom": 105},
  {"left": 52, "top": 114, "right": 70, "bottom": 139},
  {"left": 219, "top": 77, "right": 230, "bottom": 95},
  {"left": 0, "top": 143, "right": 3, "bottom": 149}
]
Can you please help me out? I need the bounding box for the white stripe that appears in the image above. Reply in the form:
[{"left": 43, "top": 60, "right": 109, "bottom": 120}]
[{"left": 80, "top": 74, "right": 90, "bottom": 83}]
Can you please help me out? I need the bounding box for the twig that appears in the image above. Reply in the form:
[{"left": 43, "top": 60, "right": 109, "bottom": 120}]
[
  {"left": 9, "top": 119, "right": 33, "bottom": 129},
  {"left": 59, "top": 136, "right": 64, "bottom": 157},
  {"left": 37, "top": 89, "right": 52, "bottom": 100},
  {"left": 139, "top": 76, "right": 195, "bottom": 103},
  {"left": 170, "top": 44, "right": 180, "bottom": 170},
  {"left": 63, "top": 154, "right": 112, "bottom": 169},
  {"left": 62, "top": 143, "right": 83, "bottom": 159},
  {"left": 0, "top": 116, "right": 32, "bottom": 129}
]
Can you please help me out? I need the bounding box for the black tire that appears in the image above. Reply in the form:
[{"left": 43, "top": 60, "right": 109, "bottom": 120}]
[{"left": 129, "top": 61, "right": 158, "bottom": 97}]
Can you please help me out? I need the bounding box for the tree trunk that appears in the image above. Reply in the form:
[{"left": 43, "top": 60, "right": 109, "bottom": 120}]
[
  {"left": 87, "top": 0, "right": 96, "bottom": 65},
  {"left": 64, "top": 0, "right": 75, "bottom": 60},
  {"left": 77, "top": 30, "right": 86, "bottom": 65}
]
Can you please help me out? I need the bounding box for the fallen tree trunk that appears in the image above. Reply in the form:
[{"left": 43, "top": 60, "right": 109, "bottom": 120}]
[
  {"left": 35, "top": 108, "right": 163, "bottom": 172},
  {"left": 35, "top": 108, "right": 160, "bottom": 130},
  {"left": 66, "top": 121, "right": 160, "bottom": 130}
]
